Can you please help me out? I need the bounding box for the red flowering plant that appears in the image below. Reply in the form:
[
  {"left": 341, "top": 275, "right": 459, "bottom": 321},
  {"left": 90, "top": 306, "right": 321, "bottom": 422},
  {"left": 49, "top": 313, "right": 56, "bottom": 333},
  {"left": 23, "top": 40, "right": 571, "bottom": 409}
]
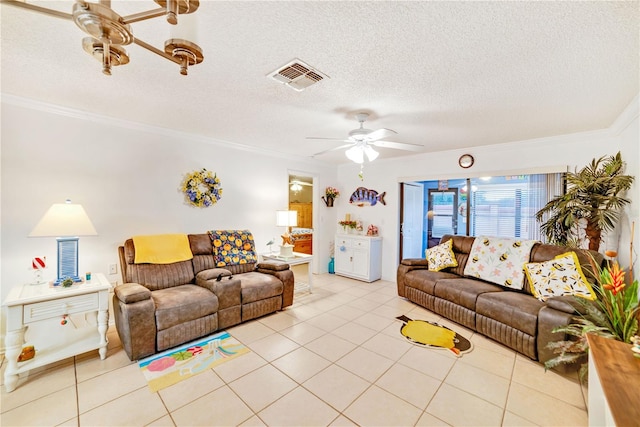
[
  {"left": 594, "top": 255, "right": 639, "bottom": 343},
  {"left": 545, "top": 250, "right": 639, "bottom": 376}
]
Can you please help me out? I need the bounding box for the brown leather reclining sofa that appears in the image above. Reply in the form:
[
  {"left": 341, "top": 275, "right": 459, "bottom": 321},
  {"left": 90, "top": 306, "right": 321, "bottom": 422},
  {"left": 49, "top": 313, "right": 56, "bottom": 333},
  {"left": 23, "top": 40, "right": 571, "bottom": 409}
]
[
  {"left": 113, "top": 232, "right": 294, "bottom": 361},
  {"left": 397, "top": 234, "right": 602, "bottom": 369}
]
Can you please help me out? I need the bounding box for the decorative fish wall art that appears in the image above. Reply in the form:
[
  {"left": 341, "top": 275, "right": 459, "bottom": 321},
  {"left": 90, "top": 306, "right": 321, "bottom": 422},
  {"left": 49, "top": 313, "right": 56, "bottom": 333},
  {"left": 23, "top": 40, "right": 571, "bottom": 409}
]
[{"left": 349, "top": 187, "right": 386, "bottom": 207}]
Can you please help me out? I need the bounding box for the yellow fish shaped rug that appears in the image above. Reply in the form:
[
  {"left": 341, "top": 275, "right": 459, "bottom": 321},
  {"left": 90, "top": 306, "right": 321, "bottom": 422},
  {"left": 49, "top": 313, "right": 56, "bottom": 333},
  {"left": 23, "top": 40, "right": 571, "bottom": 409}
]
[{"left": 397, "top": 315, "right": 472, "bottom": 356}]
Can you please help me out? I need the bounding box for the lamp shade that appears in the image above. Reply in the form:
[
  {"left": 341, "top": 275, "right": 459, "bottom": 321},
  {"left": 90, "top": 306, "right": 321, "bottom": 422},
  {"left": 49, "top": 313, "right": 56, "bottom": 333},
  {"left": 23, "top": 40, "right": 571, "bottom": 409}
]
[
  {"left": 364, "top": 145, "right": 379, "bottom": 161},
  {"left": 345, "top": 146, "right": 364, "bottom": 163},
  {"left": 276, "top": 210, "right": 298, "bottom": 227},
  {"left": 29, "top": 201, "right": 98, "bottom": 237}
]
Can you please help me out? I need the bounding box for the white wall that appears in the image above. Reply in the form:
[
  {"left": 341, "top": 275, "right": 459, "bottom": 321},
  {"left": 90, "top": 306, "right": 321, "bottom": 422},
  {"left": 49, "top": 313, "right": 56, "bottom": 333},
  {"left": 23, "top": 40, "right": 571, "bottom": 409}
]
[
  {"left": 338, "top": 96, "right": 639, "bottom": 282},
  {"left": 1, "top": 94, "right": 638, "bottom": 341},
  {"left": 0, "top": 99, "right": 338, "bottom": 307}
]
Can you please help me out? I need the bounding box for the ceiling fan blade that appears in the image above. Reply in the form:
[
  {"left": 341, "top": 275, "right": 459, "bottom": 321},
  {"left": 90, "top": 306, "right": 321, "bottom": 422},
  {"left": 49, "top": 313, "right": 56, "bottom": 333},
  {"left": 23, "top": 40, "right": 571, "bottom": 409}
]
[
  {"left": 366, "top": 128, "right": 397, "bottom": 142},
  {"left": 312, "top": 144, "right": 353, "bottom": 157},
  {"left": 372, "top": 140, "right": 424, "bottom": 152}
]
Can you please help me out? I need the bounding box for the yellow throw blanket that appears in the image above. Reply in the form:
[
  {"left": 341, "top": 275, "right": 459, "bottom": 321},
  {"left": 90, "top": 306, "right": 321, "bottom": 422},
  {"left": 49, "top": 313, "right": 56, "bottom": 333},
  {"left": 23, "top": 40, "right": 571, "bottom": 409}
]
[{"left": 133, "top": 234, "right": 193, "bottom": 264}]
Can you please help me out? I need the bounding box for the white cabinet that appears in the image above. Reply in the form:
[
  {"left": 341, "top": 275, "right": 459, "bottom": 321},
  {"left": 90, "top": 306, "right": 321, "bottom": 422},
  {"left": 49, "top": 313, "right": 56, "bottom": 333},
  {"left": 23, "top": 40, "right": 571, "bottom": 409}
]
[{"left": 334, "top": 234, "right": 382, "bottom": 282}]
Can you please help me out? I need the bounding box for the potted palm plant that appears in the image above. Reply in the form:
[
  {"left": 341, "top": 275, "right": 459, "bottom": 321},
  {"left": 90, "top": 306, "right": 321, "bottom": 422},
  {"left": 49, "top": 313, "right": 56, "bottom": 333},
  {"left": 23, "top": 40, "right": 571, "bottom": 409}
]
[{"left": 536, "top": 152, "right": 634, "bottom": 251}]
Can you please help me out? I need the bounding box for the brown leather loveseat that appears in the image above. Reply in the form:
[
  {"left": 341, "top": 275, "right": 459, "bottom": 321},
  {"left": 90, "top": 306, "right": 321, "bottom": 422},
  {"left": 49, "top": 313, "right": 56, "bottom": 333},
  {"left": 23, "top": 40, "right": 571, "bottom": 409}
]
[
  {"left": 113, "top": 231, "right": 294, "bottom": 361},
  {"left": 397, "top": 234, "right": 602, "bottom": 369}
]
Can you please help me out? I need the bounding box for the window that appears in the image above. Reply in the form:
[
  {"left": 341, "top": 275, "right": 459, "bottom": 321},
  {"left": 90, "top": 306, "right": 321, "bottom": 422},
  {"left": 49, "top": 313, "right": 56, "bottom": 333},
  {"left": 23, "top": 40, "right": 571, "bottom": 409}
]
[{"left": 413, "top": 173, "right": 563, "bottom": 252}]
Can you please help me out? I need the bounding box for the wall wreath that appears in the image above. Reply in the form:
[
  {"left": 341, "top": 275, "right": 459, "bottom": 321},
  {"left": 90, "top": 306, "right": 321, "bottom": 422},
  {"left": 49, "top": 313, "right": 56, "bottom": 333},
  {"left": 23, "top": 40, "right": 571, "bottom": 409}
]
[{"left": 181, "top": 168, "right": 222, "bottom": 208}]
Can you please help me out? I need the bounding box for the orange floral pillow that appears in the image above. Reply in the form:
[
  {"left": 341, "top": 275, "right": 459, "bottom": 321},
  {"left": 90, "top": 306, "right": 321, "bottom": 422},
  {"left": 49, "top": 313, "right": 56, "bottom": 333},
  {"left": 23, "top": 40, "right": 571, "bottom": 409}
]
[{"left": 208, "top": 230, "right": 257, "bottom": 267}]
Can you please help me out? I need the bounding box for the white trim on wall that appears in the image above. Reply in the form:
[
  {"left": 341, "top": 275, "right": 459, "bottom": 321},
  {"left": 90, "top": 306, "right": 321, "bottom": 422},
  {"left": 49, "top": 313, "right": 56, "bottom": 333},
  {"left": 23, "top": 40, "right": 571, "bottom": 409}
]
[
  {"left": 398, "top": 165, "right": 570, "bottom": 183},
  {"left": 1, "top": 94, "right": 331, "bottom": 166}
]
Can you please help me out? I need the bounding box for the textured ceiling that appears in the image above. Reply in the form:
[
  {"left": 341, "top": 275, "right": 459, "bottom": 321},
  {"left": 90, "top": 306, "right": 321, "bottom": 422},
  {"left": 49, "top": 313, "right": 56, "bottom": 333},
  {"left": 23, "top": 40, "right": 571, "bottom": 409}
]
[{"left": 1, "top": 1, "right": 638, "bottom": 164}]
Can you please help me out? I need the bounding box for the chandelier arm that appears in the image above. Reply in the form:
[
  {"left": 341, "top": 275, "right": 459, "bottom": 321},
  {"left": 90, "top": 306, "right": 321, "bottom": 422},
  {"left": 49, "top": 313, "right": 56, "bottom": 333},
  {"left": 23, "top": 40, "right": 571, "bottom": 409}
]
[
  {"left": 121, "top": 8, "right": 166, "bottom": 24},
  {"left": 165, "top": 0, "right": 178, "bottom": 24},
  {"left": 102, "top": 39, "right": 112, "bottom": 75},
  {"left": 1, "top": 0, "right": 72, "bottom": 20},
  {"left": 133, "top": 38, "right": 182, "bottom": 65}
]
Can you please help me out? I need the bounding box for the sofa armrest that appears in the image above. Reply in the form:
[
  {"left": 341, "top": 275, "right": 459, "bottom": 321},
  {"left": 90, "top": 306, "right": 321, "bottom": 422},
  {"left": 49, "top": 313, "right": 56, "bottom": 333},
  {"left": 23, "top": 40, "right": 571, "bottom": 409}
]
[
  {"left": 256, "top": 261, "right": 290, "bottom": 271},
  {"left": 255, "top": 267, "right": 295, "bottom": 308},
  {"left": 537, "top": 306, "right": 586, "bottom": 373},
  {"left": 112, "top": 283, "right": 156, "bottom": 361},
  {"left": 195, "top": 268, "right": 232, "bottom": 282},
  {"left": 114, "top": 282, "right": 152, "bottom": 304},
  {"left": 196, "top": 275, "right": 241, "bottom": 310},
  {"left": 397, "top": 259, "right": 428, "bottom": 297},
  {"left": 400, "top": 258, "right": 429, "bottom": 267},
  {"left": 546, "top": 296, "right": 591, "bottom": 315}
]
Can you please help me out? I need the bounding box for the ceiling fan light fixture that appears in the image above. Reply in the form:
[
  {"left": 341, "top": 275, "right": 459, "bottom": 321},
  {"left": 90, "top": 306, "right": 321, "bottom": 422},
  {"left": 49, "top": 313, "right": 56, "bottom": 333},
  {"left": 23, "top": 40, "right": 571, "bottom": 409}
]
[
  {"left": 364, "top": 145, "right": 379, "bottom": 162},
  {"left": 345, "top": 146, "right": 364, "bottom": 164}
]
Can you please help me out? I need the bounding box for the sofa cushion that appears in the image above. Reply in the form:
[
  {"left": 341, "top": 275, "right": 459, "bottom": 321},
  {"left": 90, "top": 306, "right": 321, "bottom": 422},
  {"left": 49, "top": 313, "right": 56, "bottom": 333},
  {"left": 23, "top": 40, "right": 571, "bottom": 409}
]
[
  {"left": 476, "top": 292, "right": 544, "bottom": 336},
  {"left": 240, "top": 272, "right": 284, "bottom": 304},
  {"left": 124, "top": 260, "right": 195, "bottom": 291},
  {"left": 425, "top": 239, "right": 458, "bottom": 271},
  {"left": 405, "top": 270, "right": 459, "bottom": 295},
  {"left": 434, "top": 278, "right": 503, "bottom": 311},
  {"left": 463, "top": 236, "right": 538, "bottom": 290},
  {"left": 152, "top": 284, "right": 219, "bottom": 331},
  {"left": 209, "top": 230, "right": 258, "bottom": 267},
  {"left": 524, "top": 252, "right": 596, "bottom": 302}
]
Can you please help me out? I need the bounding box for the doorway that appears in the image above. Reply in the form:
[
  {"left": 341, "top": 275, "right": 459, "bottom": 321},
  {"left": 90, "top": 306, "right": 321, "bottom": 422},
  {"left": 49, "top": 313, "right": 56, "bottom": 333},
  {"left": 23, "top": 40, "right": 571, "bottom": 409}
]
[
  {"left": 427, "top": 188, "right": 459, "bottom": 247},
  {"left": 288, "top": 174, "right": 313, "bottom": 254}
]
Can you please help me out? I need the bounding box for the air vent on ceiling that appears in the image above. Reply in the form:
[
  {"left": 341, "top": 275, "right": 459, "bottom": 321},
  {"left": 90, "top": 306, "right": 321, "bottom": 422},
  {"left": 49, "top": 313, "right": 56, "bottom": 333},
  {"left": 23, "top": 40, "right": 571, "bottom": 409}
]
[{"left": 269, "top": 59, "right": 329, "bottom": 91}]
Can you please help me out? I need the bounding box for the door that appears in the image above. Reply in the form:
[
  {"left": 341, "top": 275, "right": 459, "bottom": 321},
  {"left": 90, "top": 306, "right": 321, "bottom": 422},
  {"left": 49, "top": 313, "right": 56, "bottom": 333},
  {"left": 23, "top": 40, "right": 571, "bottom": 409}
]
[
  {"left": 289, "top": 173, "right": 313, "bottom": 254},
  {"left": 401, "top": 182, "right": 424, "bottom": 258},
  {"left": 352, "top": 248, "right": 368, "bottom": 278},
  {"left": 335, "top": 243, "right": 351, "bottom": 274},
  {"left": 427, "top": 189, "right": 459, "bottom": 246}
]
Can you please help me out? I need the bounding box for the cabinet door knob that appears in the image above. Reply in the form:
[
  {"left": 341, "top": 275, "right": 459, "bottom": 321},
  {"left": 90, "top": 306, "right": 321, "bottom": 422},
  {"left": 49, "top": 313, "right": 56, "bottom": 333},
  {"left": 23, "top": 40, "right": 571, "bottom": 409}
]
[{"left": 340, "top": 246, "right": 346, "bottom": 252}]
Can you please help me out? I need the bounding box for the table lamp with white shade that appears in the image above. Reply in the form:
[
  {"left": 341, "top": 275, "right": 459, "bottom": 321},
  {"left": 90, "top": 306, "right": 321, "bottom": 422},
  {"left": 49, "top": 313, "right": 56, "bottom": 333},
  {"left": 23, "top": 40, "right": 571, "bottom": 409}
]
[
  {"left": 29, "top": 199, "right": 98, "bottom": 284},
  {"left": 276, "top": 210, "right": 297, "bottom": 257}
]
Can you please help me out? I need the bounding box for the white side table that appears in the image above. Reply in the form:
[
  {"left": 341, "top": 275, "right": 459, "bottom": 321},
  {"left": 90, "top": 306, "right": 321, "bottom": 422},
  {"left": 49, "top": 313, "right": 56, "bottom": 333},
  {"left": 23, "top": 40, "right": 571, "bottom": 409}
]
[
  {"left": 3, "top": 273, "right": 112, "bottom": 392},
  {"left": 262, "top": 252, "right": 314, "bottom": 292}
]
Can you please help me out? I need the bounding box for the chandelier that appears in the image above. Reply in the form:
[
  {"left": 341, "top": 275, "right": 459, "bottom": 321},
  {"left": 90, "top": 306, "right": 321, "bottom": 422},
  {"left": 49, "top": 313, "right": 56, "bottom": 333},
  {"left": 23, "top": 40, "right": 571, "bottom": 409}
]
[{"left": 4, "top": 0, "right": 204, "bottom": 76}]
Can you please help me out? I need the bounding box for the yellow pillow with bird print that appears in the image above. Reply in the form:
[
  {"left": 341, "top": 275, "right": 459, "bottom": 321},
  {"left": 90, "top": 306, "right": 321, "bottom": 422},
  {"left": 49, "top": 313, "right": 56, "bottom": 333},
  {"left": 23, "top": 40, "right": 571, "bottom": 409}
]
[
  {"left": 524, "top": 251, "right": 596, "bottom": 302},
  {"left": 425, "top": 239, "right": 458, "bottom": 272}
]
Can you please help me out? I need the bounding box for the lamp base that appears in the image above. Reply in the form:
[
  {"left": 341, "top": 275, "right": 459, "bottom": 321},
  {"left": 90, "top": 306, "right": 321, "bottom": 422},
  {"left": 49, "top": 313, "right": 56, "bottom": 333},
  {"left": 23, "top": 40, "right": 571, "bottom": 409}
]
[
  {"left": 279, "top": 244, "right": 294, "bottom": 258},
  {"left": 31, "top": 269, "right": 47, "bottom": 285}
]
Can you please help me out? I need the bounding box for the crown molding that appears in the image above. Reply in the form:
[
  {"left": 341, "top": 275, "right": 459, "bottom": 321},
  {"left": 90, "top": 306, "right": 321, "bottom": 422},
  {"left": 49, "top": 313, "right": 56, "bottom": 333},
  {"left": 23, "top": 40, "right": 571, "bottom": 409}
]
[
  {"left": 609, "top": 94, "right": 639, "bottom": 136},
  {"left": 1, "top": 93, "right": 333, "bottom": 167}
]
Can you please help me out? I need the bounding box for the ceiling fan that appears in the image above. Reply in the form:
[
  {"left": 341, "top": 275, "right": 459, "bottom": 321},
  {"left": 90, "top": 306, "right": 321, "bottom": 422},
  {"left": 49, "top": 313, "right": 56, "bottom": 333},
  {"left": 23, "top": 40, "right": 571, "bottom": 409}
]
[
  {"left": 307, "top": 113, "right": 423, "bottom": 163},
  {"left": 289, "top": 179, "right": 312, "bottom": 192}
]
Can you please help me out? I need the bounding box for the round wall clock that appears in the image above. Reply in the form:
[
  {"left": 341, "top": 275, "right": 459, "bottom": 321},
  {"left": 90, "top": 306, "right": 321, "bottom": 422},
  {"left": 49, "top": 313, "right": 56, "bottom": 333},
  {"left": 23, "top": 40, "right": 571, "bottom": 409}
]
[{"left": 458, "top": 154, "right": 474, "bottom": 169}]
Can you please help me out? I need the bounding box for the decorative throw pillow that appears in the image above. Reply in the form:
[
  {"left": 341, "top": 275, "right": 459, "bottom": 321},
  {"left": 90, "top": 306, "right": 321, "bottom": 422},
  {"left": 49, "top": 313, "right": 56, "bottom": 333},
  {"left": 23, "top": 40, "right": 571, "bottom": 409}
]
[
  {"left": 425, "top": 239, "right": 458, "bottom": 272},
  {"left": 208, "top": 230, "right": 257, "bottom": 267},
  {"left": 524, "top": 251, "right": 596, "bottom": 302}
]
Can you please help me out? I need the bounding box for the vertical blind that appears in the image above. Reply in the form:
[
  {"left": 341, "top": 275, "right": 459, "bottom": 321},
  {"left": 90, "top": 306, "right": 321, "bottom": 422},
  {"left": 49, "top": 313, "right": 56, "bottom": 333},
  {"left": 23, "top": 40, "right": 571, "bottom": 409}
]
[{"left": 469, "top": 173, "right": 563, "bottom": 241}]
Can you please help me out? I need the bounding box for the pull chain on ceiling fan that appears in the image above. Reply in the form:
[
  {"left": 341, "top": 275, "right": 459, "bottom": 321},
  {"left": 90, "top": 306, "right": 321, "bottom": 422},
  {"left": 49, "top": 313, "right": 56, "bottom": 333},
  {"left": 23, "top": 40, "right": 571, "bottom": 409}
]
[{"left": 307, "top": 113, "right": 423, "bottom": 163}]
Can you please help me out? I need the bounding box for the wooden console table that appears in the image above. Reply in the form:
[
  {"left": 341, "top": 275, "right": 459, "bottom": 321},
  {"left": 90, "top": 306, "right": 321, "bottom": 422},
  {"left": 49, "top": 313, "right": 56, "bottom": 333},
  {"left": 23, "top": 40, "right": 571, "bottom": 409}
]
[{"left": 587, "top": 333, "right": 640, "bottom": 426}]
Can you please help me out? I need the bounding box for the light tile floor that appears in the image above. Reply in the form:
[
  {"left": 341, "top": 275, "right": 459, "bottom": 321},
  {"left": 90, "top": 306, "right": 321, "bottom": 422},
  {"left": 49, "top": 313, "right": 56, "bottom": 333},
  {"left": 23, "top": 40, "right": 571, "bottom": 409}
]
[{"left": 1, "top": 273, "right": 588, "bottom": 426}]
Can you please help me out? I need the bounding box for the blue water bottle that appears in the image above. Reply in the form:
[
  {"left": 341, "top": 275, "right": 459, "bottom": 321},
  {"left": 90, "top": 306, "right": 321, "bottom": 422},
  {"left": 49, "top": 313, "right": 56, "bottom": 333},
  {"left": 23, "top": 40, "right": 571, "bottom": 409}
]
[{"left": 328, "top": 257, "right": 335, "bottom": 274}]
